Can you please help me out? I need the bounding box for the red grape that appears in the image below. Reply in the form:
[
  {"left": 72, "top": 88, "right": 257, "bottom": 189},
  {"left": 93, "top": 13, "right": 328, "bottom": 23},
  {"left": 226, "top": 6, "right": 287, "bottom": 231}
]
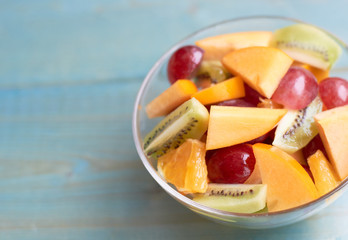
[
  {"left": 167, "top": 45, "right": 204, "bottom": 84},
  {"left": 271, "top": 67, "right": 319, "bottom": 109},
  {"left": 319, "top": 77, "right": 348, "bottom": 109},
  {"left": 206, "top": 144, "right": 255, "bottom": 184},
  {"left": 217, "top": 98, "right": 256, "bottom": 107},
  {"left": 244, "top": 83, "right": 263, "bottom": 105},
  {"left": 246, "top": 132, "right": 270, "bottom": 145},
  {"left": 302, "top": 134, "right": 328, "bottom": 160}
]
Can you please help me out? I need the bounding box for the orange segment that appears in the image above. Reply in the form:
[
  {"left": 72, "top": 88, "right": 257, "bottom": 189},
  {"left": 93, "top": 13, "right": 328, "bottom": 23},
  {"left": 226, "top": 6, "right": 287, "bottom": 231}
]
[
  {"left": 195, "top": 31, "right": 272, "bottom": 61},
  {"left": 222, "top": 46, "right": 293, "bottom": 98},
  {"left": 206, "top": 106, "right": 287, "bottom": 150},
  {"left": 146, "top": 79, "right": 197, "bottom": 118},
  {"left": 314, "top": 105, "right": 348, "bottom": 180},
  {"left": 157, "top": 139, "right": 208, "bottom": 194},
  {"left": 307, "top": 150, "right": 340, "bottom": 196},
  {"left": 252, "top": 143, "right": 318, "bottom": 212},
  {"left": 192, "top": 77, "right": 245, "bottom": 105}
]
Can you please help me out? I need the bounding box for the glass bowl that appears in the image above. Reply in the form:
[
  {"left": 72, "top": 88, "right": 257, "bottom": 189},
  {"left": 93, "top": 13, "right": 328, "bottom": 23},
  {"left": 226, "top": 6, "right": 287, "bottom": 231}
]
[{"left": 132, "top": 16, "right": 348, "bottom": 229}]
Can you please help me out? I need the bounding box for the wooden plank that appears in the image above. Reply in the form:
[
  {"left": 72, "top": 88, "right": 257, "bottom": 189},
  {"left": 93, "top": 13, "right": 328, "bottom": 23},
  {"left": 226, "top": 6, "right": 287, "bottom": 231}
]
[
  {"left": 1, "top": 0, "right": 348, "bottom": 239},
  {"left": 1, "top": 0, "right": 347, "bottom": 86}
]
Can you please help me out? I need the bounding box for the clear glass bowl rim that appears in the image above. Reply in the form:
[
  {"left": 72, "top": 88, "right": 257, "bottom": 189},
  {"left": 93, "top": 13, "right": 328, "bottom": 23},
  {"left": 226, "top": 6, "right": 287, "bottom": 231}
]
[{"left": 132, "top": 15, "right": 348, "bottom": 218}]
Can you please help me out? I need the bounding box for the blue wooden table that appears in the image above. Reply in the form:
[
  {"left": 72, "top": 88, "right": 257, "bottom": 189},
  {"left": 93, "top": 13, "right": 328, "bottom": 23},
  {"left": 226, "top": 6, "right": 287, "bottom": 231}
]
[{"left": 1, "top": 1, "right": 348, "bottom": 239}]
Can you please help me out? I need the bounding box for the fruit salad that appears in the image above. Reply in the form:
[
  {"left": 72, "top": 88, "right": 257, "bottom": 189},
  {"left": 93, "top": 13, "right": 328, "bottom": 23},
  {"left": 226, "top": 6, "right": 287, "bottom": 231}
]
[{"left": 143, "top": 23, "right": 348, "bottom": 213}]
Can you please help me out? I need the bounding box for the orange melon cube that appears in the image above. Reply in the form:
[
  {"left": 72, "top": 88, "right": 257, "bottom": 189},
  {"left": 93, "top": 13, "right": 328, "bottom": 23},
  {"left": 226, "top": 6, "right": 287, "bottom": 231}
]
[
  {"left": 307, "top": 150, "right": 340, "bottom": 196},
  {"left": 314, "top": 105, "right": 348, "bottom": 180},
  {"left": 146, "top": 79, "right": 197, "bottom": 118},
  {"left": 222, "top": 46, "right": 293, "bottom": 98},
  {"left": 252, "top": 143, "right": 319, "bottom": 212},
  {"left": 192, "top": 77, "right": 245, "bottom": 105},
  {"left": 195, "top": 31, "right": 272, "bottom": 61},
  {"left": 206, "top": 106, "right": 287, "bottom": 150}
]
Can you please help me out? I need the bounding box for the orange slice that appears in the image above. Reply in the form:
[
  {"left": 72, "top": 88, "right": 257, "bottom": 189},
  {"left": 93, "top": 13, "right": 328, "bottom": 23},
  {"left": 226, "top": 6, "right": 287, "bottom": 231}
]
[
  {"left": 307, "top": 150, "right": 340, "bottom": 196},
  {"left": 157, "top": 139, "right": 208, "bottom": 194}
]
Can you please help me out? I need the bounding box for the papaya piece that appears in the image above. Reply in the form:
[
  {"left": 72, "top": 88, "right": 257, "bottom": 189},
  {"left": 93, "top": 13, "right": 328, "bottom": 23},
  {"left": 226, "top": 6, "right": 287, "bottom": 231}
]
[
  {"left": 222, "top": 46, "right": 293, "bottom": 98},
  {"left": 146, "top": 79, "right": 197, "bottom": 118},
  {"left": 314, "top": 105, "right": 348, "bottom": 180},
  {"left": 252, "top": 143, "right": 318, "bottom": 212},
  {"left": 195, "top": 31, "right": 272, "bottom": 61},
  {"left": 192, "top": 77, "right": 245, "bottom": 105},
  {"left": 206, "top": 106, "right": 287, "bottom": 150}
]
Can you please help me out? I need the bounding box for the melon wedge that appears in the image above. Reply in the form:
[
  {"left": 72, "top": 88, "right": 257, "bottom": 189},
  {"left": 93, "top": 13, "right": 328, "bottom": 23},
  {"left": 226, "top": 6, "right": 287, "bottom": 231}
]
[
  {"left": 195, "top": 31, "right": 272, "bottom": 61},
  {"left": 206, "top": 106, "right": 287, "bottom": 150},
  {"left": 252, "top": 143, "right": 319, "bottom": 212},
  {"left": 192, "top": 76, "right": 245, "bottom": 105},
  {"left": 314, "top": 105, "right": 348, "bottom": 180},
  {"left": 146, "top": 79, "right": 197, "bottom": 118},
  {"left": 307, "top": 150, "right": 340, "bottom": 196},
  {"left": 222, "top": 46, "right": 293, "bottom": 98}
]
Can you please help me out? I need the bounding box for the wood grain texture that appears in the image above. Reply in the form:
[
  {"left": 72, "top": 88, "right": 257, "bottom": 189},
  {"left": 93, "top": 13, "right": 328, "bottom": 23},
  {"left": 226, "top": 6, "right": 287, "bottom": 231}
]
[{"left": 1, "top": 0, "right": 348, "bottom": 239}]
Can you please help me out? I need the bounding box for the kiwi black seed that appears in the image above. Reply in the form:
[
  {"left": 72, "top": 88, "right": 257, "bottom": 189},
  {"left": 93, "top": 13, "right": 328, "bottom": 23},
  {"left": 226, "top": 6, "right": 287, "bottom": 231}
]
[
  {"left": 192, "top": 184, "right": 267, "bottom": 213},
  {"left": 269, "top": 23, "right": 342, "bottom": 70}
]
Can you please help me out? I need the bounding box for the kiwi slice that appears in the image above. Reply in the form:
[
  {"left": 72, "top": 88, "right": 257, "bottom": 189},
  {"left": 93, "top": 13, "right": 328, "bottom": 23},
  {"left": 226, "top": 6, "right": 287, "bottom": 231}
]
[
  {"left": 270, "top": 24, "right": 342, "bottom": 70},
  {"left": 192, "top": 184, "right": 267, "bottom": 213},
  {"left": 273, "top": 97, "right": 323, "bottom": 153},
  {"left": 144, "top": 98, "right": 209, "bottom": 159}
]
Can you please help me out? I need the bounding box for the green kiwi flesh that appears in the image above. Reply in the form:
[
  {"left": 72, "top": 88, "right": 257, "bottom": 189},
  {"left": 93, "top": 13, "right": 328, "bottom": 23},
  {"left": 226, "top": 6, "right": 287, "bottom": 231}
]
[
  {"left": 192, "top": 184, "right": 267, "bottom": 213},
  {"left": 143, "top": 98, "right": 209, "bottom": 159},
  {"left": 272, "top": 97, "right": 323, "bottom": 153},
  {"left": 270, "top": 24, "right": 342, "bottom": 70}
]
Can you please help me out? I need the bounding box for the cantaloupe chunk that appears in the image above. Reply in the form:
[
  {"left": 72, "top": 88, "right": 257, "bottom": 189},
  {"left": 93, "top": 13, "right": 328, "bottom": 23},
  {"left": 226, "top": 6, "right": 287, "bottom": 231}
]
[
  {"left": 314, "top": 105, "right": 348, "bottom": 180},
  {"left": 222, "top": 46, "right": 293, "bottom": 98},
  {"left": 206, "top": 106, "right": 287, "bottom": 150},
  {"left": 252, "top": 143, "right": 319, "bottom": 212},
  {"left": 307, "top": 150, "right": 340, "bottom": 196},
  {"left": 195, "top": 31, "right": 272, "bottom": 61},
  {"left": 192, "top": 77, "right": 245, "bottom": 105},
  {"left": 146, "top": 79, "right": 197, "bottom": 118}
]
